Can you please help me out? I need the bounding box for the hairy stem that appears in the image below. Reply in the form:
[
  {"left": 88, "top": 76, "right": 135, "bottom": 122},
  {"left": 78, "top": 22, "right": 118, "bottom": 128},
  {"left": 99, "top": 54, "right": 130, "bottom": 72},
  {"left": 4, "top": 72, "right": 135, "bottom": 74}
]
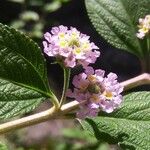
[
  {"left": 0, "top": 73, "right": 150, "bottom": 135},
  {"left": 59, "top": 68, "right": 71, "bottom": 107},
  {"left": 51, "top": 93, "right": 60, "bottom": 110},
  {"left": 0, "top": 101, "right": 81, "bottom": 135},
  {"left": 121, "top": 73, "right": 150, "bottom": 90}
]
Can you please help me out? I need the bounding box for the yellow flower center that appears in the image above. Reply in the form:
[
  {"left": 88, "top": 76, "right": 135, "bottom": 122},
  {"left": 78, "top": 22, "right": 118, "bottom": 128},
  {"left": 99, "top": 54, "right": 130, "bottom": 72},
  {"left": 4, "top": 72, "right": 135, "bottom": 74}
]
[
  {"left": 79, "top": 82, "right": 88, "bottom": 91},
  {"left": 58, "top": 33, "right": 65, "bottom": 39},
  {"left": 71, "top": 32, "right": 79, "bottom": 39},
  {"left": 59, "top": 40, "right": 68, "bottom": 48},
  {"left": 103, "top": 91, "right": 113, "bottom": 100},
  {"left": 140, "top": 27, "right": 149, "bottom": 33},
  {"left": 88, "top": 75, "right": 97, "bottom": 83},
  {"left": 91, "top": 95, "right": 100, "bottom": 103},
  {"left": 82, "top": 42, "right": 90, "bottom": 50},
  {"left": 74, "top": 48, "right": 82, "bottom": 54},
  {"left": 69, "top": 39, "right": 80, "bottom": 47}
]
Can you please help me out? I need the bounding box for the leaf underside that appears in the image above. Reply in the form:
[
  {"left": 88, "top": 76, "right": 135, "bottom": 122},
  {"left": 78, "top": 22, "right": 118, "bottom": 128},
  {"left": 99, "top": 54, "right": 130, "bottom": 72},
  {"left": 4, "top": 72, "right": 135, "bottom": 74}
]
[
  {"left": 85, "top": 0, "right": 150, "bottom": 58},
  {"left": 0, "top": 23, "right": 50, "bottom": 119},
  {"left": 80, "top": 91, "right": 150, "bottom": 150}
]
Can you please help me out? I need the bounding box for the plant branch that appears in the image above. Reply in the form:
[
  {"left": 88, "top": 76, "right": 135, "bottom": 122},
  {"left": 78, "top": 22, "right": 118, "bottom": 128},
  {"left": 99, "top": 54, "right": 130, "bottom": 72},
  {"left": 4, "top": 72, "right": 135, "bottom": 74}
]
[
  {"left": 121, "top": 73, "right": 150, "bottom": 90},
  {"left": 0, "top": 101, "right": 82, "bottom": 135},
  {"left": 0, "top": 73, "right": 150, "bottom": 135}
]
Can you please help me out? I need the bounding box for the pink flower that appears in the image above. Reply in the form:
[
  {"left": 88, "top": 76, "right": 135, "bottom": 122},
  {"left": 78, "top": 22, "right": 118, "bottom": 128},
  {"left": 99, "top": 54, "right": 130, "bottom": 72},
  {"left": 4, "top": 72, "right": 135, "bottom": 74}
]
[
  {"left": 43, "top": 25, "right": 100, "bottom": 68},
  {"left": 67, "top": 67, "right": 123, "bottom": 119},
  {"left": 136, "top": 15, "right": 150, "bottom": 39}
]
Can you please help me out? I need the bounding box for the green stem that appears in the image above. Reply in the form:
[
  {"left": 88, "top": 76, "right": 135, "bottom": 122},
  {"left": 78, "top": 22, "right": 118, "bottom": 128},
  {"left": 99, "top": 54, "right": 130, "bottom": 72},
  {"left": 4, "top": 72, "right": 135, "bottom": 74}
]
[
  {"left": 59, "top": 68, "right": 71, "bottom": 107},
  {"left": 146, "top": 37, "right": 150, "bottom": 73},
  {"left": 140, "top": 58, "right": 147, "bottom": 73},
  {"left": 140, "top": 37, "right": 150, "bottom": 73},
  {"left": 147, "top": 37, "right": 150, "bottom": 53},
  {"left": 50, "top": 93, "right": 59, "bottom": 110}
]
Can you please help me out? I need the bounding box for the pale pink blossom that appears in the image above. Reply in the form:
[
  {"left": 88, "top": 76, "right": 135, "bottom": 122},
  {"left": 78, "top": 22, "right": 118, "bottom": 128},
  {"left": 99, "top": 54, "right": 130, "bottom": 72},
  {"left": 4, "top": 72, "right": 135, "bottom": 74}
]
[
  {"left": 67, "top": 67, "right": 123, "bottom": 119},
  {"left": 43, "top": 25, "right": 100, "bottom": 68},
  {"left": 136, "top": 15, "right": 150, "bottom": 39}
]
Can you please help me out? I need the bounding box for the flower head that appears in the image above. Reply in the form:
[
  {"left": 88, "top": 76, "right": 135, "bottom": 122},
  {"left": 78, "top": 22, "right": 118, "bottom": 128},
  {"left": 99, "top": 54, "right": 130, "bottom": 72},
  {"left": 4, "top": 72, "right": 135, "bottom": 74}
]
[
  {"left": 67, "top": 67, "right": 123, "bottom": 119},
  {"left": 136, "top": 15, "right": 150, "bottom": 39},
  {"left": 43, "top": 25, "right": 100, "bottom": 68}
]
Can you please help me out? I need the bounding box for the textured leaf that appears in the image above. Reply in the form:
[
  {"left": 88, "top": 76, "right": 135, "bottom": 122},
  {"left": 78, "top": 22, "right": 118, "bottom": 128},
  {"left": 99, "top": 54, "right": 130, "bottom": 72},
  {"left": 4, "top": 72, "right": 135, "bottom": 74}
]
[
  {"left": 85, "top": 0, "right": 150, "bottom": 58},
  {"left": 80, "top": 91, "right": 150, "bottom": 150},
  {"left": 0, "top": 23, "right": 50, "bottom": 119}
]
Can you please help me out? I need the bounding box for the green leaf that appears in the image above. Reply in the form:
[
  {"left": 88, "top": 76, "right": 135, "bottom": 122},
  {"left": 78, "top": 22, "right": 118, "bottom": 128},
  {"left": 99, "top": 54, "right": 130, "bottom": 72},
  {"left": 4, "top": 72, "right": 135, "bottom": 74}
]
[
  {"left": 62, "top": 128, "right": 97, "bottom": 143},
  {"left": 20, "top": 11, "right": 39, "bottom": 22},
  {"left": 44, "top": 1, "right": 61, "bottom": 13},
  {"left": 0, "top": 142, "right": 8, "bottom": 150},
  {"left": 80, "top": 91, "right": 150, "bottom": 150},
  {"left": 62, "top": 128, "right": 109, "bottom": 150},
  {"left": 0, "top": 23, "right": 51, "bottom": 119},
  {"left": 85, "top": 0, "right": 150, "bottom": 58},
  {"left": 10, "top": 20, "right": 25, "bottom": 29}
]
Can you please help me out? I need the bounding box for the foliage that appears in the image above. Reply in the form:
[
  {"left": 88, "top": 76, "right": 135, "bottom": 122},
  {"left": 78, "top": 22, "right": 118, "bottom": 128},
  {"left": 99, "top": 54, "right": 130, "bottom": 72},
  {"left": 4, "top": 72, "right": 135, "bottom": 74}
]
[
  {"left": 0, "top": 23, "right": 53, "bottom": 119},
  {"left": 9, "top": 0, "right": 71, "bottom": 39},
  {"left": 80, "top": 91, "right": 150, "bottom": 150},
  {"left": 0, "top": 142, "right": 8, "bottom": 150},
  {"left": 62, "top": 128, "right": 110, "bottom": 150},
  {"left": 0, "top": 0, "right": 149, "bottom": 149},
  {"left": 85, "top": 0, "right": 150, "bottom": 58}
]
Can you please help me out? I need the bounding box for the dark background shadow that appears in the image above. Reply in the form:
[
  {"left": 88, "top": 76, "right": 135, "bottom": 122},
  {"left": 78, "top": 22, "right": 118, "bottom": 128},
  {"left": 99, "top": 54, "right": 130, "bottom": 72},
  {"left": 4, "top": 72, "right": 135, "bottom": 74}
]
[{"left": 0, "top": 0, "right": 146, "bottom": 91}]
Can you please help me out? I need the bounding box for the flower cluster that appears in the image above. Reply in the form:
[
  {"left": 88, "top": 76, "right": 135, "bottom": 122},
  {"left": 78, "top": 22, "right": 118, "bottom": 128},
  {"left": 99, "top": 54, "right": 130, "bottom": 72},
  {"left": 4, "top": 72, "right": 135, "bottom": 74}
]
[
  {"left": 67, "top": 67, "right": 123, "bottom": 119},
  {"left": 43, "top": 25, "right": 123, "bottom": 119},
  {"left": 136, "top": 15, "right": 150, "bottom": 39},
  {"left": 43, "top": 25, "right": 100, "bottom": 68}
]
